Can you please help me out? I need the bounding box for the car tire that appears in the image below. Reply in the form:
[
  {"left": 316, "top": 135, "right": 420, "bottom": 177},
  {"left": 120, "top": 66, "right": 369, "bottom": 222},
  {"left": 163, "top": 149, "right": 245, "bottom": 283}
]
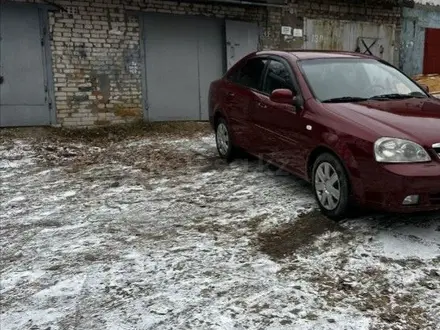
[
  {"left": 312, "top": 153, "right": 350, "bottom": 220},
  {"left": 215, "top": 117, "right": 235, "bottom": 162}
]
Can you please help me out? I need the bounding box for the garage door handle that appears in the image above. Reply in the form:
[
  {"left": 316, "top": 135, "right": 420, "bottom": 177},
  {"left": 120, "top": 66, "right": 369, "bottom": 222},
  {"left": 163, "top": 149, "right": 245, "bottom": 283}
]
[{"left": 0, "top": 76, "right": 3, "bottom": 85}]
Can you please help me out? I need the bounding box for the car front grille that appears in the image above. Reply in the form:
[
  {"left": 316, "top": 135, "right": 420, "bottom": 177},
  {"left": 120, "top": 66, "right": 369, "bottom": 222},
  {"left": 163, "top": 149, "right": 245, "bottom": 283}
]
[
  {"left": 433, "top": 143, "right": 440, "bottom": 159},
  {"left": 429, "top": 192, "right": 440, "bottom": 205}
]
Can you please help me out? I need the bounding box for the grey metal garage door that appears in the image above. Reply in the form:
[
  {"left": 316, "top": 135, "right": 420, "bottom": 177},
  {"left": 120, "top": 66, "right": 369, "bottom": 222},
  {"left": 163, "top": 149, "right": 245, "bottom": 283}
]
[
  {"left": 0, "top": 4, "right": 50, "bottom": 127},
  {"left": 226, "top": 20, "right": 259, "bottom": 69},
  {"left": 143, "top": 13, "right": 224, "bottom": 121}
]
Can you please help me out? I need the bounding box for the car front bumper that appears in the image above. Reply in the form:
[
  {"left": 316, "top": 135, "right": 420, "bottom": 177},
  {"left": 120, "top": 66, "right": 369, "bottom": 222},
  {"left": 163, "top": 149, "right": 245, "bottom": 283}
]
[{"left": 358, "top": 162, "right": 440, "bottom": 213}]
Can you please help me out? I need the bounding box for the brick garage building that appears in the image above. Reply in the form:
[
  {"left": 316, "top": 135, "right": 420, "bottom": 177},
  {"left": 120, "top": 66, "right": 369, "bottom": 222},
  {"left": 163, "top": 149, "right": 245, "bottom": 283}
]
[{"left": 0, "top": 0, "right": 409, "bottom": 127}]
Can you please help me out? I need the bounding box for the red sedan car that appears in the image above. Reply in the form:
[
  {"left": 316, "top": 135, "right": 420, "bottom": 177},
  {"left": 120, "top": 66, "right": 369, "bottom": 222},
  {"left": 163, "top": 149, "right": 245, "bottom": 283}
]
[{"left": 208, "top": 50, "right": 440, "bottom": 219}]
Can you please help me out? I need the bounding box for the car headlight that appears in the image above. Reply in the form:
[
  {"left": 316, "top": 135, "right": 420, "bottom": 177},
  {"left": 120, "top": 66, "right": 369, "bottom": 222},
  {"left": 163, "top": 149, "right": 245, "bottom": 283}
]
[{"left": 374, "top": 137, "right": 431, "bottom": 163}]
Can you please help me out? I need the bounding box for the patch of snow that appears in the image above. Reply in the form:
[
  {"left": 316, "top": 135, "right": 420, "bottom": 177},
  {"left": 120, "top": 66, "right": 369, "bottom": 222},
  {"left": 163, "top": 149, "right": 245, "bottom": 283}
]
[
  {"left": 1, "top": 133, "right": 439, "bottom": 330},
  {"left": 62, "top": 190, "right": 77, "bottom": 198},
  {"left": 1, "top": 309, "right": 65, "bottom": 330},
  {"left": 0, "top": 270, "right": 46, "bottom": 294},
  {"left": 33, "top": 274, "right": 86, "bottom": 299},
  {"left": 40, "top": 222, "right": 89, "bottom": 233},
  {"left": 288, "top": 310, "right": 371, "bottom": 330},
  {"left": 373, "top": 223, "right": 440, "bottom": 260},
  {"left": 124, "top": 139, "right": 155, "bottom": 147},
  {"left": 0, "top": 154, "right": 35, "bottom": 169}
]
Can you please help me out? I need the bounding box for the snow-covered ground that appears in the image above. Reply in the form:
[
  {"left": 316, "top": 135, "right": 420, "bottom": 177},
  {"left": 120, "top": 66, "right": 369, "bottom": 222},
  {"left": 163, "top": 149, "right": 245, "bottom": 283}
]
[{"left": 1, "top": 131, "right": 439, "bottom": 330}]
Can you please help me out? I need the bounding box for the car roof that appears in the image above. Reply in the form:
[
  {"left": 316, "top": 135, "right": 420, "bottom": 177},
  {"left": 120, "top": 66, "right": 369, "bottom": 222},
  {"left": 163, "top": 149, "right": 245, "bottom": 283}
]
[{"left": 254, "top": 50, "right": 376, "bottom": 61}]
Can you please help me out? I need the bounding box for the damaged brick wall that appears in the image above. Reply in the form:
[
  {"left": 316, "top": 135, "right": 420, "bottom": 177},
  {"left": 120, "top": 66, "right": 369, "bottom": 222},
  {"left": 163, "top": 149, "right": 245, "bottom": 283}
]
[
  {"left": 279, "top": 1, "right": 401, "bottom": 53},
  {"left": 48, "top": 7, "right": 142, "bottom": 127},
  {"left": 290, "top": 0, "right": 401, "bottom": 23},
  {"left": 15, "top": 0, "right": 276, "bottom": 127}
]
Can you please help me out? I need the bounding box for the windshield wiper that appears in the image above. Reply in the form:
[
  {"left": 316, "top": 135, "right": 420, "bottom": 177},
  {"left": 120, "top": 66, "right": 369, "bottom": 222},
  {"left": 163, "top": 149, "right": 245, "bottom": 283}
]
[
  {"left": 321, "top": 96, "right": 368, "bottom": 103},
  {"left": 369, "top": 92, "right": 426, "bottom": 100},
  {"left": 322, "top": 92, "right": 428, "bottom": 103}
]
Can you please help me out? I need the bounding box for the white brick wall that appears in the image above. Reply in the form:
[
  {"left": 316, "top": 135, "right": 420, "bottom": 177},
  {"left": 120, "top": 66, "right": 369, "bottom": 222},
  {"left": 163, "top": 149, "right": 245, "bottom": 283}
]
[{"left": 19, "top": 0, "right": 271, "bottom": 127}]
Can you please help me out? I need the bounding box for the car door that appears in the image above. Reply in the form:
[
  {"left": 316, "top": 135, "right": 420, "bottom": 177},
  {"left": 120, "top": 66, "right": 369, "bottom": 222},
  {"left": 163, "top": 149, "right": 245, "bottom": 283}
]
[
  {"left": 222, "top": 57, "right": 267, "bottom": 153},
  {"left": 251, "top": 58, "right": 307, "bottom": 176}
]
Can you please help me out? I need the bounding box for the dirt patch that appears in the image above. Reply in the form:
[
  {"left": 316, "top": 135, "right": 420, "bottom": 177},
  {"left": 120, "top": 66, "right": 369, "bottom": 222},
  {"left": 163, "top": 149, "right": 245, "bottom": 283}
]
[
  {"left": 33, "top": 142, "right": 211, "bottom": 173},
  {"left": 2, "top": 122, "right": 215, "bottom": 174},
  {"left": 256, "top": 211, "right": 343, "bottom": 259},
  {"left": 189, "top": 214, "right": 271, "bottom": 241},
  {"left": 0, "top": 121, "right": 211, "bottom": 144}
]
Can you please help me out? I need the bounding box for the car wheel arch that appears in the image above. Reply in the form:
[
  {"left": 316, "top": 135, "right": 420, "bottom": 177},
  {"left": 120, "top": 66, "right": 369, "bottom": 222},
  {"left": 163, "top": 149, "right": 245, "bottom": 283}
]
[
  {"left": 213, "top": 110, "right": 224, "bottom": 128},
  {"left": 307, "top": 145, "right": 354, "bottom": 183}
]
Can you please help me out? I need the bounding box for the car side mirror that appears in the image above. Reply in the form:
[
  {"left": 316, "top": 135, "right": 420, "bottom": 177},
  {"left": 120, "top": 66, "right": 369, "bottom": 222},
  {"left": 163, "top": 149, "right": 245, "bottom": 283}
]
[
  {"left": 420, "top": 84, "right": 430, "bottom": 93},
  {"left": 270, "top": 88, "right": 295, "bottom": 105},
  {"left": 270, "top": 88, "right": 302, "bottom": 110}
]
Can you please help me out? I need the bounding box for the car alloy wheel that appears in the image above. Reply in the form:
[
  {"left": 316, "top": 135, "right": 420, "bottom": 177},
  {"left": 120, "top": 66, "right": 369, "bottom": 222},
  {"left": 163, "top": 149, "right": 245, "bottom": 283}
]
[
  {"left": 314, "top": 162, "right": 341, "bottom": 211},
  {"left": 216, "top": 122, "right": 229, "bottom": 156},
  {"left": 215, "top": 118, "right": 235, "bottom": 162},
  {"left": 312, "top": 153, "right": 350, "bottom": 220}
]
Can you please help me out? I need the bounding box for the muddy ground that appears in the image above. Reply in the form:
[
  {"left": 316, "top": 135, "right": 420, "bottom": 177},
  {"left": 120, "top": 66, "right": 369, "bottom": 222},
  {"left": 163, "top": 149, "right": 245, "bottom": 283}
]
[{"left": 1, "top": 124, "right": 439, "bottom": 330}]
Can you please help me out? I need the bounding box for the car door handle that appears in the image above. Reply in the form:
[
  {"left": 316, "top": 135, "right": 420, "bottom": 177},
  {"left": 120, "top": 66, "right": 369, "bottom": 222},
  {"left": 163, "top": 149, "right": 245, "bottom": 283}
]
[
  {"left": 257, "top": 101, "right": 267, "bottom": 108},
  {"left": 0, "top": 76, "right": 3, "bottom": 85},
  {"left": 227, "top": 92, "right": 235, "bottom": 98}
]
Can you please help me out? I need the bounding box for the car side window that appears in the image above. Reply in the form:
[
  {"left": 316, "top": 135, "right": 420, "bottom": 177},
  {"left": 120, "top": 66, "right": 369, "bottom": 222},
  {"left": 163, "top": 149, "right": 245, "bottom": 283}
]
[
  {"left": 263, "top": 60, "right": 295, "bottom": 94},
  {"left": 230, "top": 58, "right": 267, "bottom": 90}
]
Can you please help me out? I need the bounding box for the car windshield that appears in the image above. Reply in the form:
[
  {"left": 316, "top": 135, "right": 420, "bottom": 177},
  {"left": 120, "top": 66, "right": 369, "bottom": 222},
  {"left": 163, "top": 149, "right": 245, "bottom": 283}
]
[{"left": 299, "top": 58, "right": 428, "bottom": 103}]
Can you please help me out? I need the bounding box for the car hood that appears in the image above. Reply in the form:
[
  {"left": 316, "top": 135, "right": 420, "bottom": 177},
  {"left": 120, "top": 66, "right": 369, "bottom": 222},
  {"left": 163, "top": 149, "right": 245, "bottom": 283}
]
[{"left": 323, "top": 97, "right": 440, "bottom": 147}]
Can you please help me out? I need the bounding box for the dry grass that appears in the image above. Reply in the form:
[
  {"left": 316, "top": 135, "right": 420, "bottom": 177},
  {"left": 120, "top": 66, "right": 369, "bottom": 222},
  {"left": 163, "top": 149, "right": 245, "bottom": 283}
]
[
  {"left": 0, "top": 121, "right": 212, "bottom": 144},
  {"left": 1, "top": 121, "right": 214, "bottom": 176},
  {"left": 33, "top": 142, "right": 209, "bottom": 173}
]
